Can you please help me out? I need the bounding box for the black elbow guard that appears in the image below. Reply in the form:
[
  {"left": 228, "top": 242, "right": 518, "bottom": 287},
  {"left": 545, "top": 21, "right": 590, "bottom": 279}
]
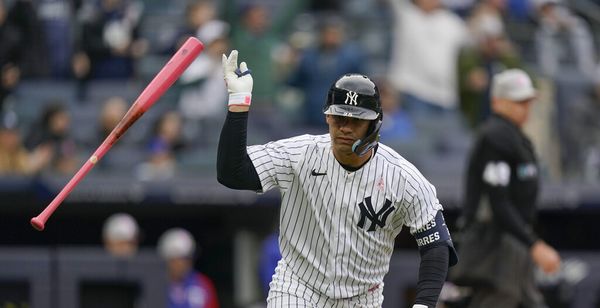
[{"left": 413, "top": 211, "right": 459, "bottom": 267}]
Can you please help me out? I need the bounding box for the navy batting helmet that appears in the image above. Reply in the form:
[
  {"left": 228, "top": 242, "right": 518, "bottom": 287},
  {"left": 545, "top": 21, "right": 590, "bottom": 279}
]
[{"left": 323, "top": 74, "right": 383, "bottom": 156}]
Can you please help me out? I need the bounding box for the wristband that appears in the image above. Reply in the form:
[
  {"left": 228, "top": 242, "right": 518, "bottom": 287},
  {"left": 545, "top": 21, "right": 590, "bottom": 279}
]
[{"left": 228, "top": 92, "right": 252, "bottom": 107}]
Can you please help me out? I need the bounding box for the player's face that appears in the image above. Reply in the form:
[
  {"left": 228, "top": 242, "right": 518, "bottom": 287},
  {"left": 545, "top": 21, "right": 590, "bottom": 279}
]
[{"left": 326, "top": 115, "right": 370, "bottom": 154}]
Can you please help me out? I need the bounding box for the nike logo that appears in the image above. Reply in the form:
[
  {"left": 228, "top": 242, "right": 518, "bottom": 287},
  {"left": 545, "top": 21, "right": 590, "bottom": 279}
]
[{"left": 311, "top": 169, "right": 327, "bottom": 176}]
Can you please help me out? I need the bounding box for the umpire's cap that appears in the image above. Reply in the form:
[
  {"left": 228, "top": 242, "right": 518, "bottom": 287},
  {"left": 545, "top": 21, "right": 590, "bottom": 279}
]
[
  {"left": 491, "top": 69, "right": 536, "bottom": 101},
  {"left": 323, "top": 74, "right": 382, "bottom": 120}
]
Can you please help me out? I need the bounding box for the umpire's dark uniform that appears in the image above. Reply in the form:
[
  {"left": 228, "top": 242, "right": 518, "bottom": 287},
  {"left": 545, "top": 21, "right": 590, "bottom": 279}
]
[{"left": 451, "top": 112, "right": 546, "bottom": 308}]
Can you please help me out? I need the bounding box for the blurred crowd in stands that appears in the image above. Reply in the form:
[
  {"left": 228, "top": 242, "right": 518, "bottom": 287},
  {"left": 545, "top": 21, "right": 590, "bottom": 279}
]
[{"left": 0, "top": 0, "right": 599, "bottom": 184}]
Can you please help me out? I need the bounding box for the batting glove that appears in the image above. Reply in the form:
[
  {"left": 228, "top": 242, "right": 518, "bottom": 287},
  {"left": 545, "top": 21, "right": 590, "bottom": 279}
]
[
  {"left": 222, "top": 50, "right": 253, "bottom": 107},
  {"left": 412, "top": 305, "right": 428, "bottom": 308}
]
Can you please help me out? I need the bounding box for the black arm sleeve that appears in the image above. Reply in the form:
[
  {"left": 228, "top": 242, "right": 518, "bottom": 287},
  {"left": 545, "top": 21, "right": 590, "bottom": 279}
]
[
  {"left": 216, "top": 111, "right": 262, "bottom": 191},
  {"left": 487, "top": 186, "right": 538, "bottom": 246},
  {"left": 414, "top": 245, "right": 449, "bottom": 307},
  {"left": 482, "top": 147, "right": 538, "bottom": 247}
]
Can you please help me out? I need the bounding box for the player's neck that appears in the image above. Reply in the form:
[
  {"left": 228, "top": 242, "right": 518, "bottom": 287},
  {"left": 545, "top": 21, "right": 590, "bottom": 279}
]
[{"left": 334, "top": 149, "right": 373, "bottom": 169}]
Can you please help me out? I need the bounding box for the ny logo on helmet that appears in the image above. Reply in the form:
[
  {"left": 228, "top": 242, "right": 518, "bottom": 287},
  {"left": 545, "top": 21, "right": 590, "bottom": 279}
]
[{"left": 345, "top": 91, "right": 358, "bottom": 106}]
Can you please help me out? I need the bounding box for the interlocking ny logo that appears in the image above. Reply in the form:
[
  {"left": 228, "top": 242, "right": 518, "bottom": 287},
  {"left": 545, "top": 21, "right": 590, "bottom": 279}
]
[
  {"left": 357, "top": 197, "right": 395, "bottom": 232},
  {"left": 345, "top": 91, "right": 358, "bottom": 105}
]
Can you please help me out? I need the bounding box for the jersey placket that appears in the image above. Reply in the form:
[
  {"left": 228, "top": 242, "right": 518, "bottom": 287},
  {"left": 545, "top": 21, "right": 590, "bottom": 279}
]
[{"left": 329, "top": 165, "right": 363, "bottom": 297}]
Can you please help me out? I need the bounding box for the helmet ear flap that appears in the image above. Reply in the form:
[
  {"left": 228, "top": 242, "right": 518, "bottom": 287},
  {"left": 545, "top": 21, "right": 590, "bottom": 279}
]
[{"left": 351, "top": 118, "right": 382, "bottom": 156}]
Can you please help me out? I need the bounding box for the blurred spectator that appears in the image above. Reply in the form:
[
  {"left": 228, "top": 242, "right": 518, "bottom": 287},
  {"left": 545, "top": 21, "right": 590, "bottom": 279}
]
[
  {"left": 467, "top": 0, "right": 506, "bottom": 33},
  {"left": 177, "top": 20, "right": 229, "bottom": 145},
  {"left": 227, "top": 0, "right": 306, "bottom": 112},
  {"left": 94, "top": 96, "right": 128, "bottom": 170},
  {"left": 150, "top": 111, "right": 185, "bottom": 154},
  {"left": 0, "top": 111, "right": 52, "bottom": 175},
  {"left": 102, "top": 212, "right": 140, "bottom": 258},
  {"left": 136, "top": 111, "right": 184, "bottom": 181},
  {"left": 385, "top": 0, "right": 470, "bottom": 115},
  {"left": 136, "top": 140, "right": 176, "bottom": 181},
  {"left": 98, "top": 96, "right": 128, "bottom": 141},
  {"left": 37, "top": 0, "right": 81, "bottom": 78},
  {"left": 166, "top": 0, "right": 217, "bottom": 54},
  {"left": 564, "top": 70, "right": 600, "bottom": 181},
  {"left": 0, "top": 0, "right": 22, "bottom": 110},
  {"left": 287, "top": 14, "right": 365, "bottom": 128},
  {"left": 25, "top": 103, "right": 79, "bottom": 174},
  {"left": 377, "top": 78, "right": 415, "bottom": 144},
  {"left": 534, "top": 0, "right": 596, "bottom": 81},
  {"left": 458, "top": 13, "right": 525, "bottom": 128},
  {"left": 533, "top": 0, "right": 596, "bottom": 176},
  {"left": 157, "top": 228, "right": 219, "bottom": 308},
  {"left": 0, "top": 112, "right": 28, "bottom": 174},
  {"left": 73, "top": 0, "right": 147, "bottom": 81},
  {"left": 7, "top": 0, "right": 49, "bottom": 77}
]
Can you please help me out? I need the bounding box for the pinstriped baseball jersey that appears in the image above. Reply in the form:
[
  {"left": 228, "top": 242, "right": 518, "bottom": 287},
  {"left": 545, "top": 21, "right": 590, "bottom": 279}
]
[{"left": 247, "top": 134, "right": 443, "bottom": 299}]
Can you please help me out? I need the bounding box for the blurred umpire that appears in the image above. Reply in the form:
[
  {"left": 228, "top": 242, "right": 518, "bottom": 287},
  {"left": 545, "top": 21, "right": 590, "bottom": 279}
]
[{"left": 451, "top": 69, "right": 561, "bottom": 308}]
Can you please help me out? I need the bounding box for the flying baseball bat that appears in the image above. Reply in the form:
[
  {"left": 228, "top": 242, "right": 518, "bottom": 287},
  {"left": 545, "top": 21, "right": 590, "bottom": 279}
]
[{"left": 30, "top": 37, "right": 204, "bottom": 231}]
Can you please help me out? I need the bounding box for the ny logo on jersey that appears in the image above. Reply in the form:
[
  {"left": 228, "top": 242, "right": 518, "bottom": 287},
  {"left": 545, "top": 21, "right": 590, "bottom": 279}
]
[
  {"left": 357, "top": 197, "right": 395, "bottom": 232},
  {"left": 344, "top": 91, "right": 358, "bottom": 105}
]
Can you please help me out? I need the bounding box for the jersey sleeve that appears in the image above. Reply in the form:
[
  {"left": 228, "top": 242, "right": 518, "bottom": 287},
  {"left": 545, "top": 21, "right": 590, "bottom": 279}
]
[
  {"left": 401, "top": 168, "right": 459, "bottom": 266},
  {"left": 247, "top": 136, "right": 309, "bottom": 193},
  {"left": 401, "top": 167, "right": 444, "bottom": 235},
  {"left": 479, "top": 138, "right": 538, "bottom": 246}
]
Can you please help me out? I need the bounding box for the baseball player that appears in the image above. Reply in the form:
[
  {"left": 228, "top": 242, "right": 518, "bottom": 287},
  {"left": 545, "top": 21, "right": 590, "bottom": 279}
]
[{"left": 217, "top": 50, "right": 457, "bottom": 307}]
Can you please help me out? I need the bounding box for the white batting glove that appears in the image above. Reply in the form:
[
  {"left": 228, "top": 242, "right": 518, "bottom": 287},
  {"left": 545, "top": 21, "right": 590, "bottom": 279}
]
[
  {"left": 222, "top": 50, "right": 253, "bottom": 107},
  {"left": 412, "top": 305, "right": 428, "bottom": 308}
]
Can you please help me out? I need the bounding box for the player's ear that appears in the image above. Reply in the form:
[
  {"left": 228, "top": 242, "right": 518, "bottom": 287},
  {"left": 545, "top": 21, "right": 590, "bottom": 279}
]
[{"left": 325, "top": 114, "right": 331, "bottom": 125}]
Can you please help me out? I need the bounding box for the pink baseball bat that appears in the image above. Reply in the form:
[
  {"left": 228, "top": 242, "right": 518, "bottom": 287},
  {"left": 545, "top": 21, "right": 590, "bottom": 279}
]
[{"left": 30, "top": 37, "right": 204, "bottom": 231}]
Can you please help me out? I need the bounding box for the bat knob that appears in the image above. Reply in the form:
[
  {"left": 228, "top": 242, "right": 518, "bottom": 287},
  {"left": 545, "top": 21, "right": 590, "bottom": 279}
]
[{"left": 30, "top": 217, "right": 45, "bottom": 231}]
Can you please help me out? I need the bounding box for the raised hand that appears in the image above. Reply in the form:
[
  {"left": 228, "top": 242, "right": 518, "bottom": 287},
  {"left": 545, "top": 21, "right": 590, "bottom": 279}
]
[{"left": 222, "top": 50, "right": 253, "bottom": 109}]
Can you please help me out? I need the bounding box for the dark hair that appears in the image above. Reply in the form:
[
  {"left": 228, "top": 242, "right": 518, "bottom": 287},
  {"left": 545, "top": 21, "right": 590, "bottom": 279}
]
[
  {"left": 24, "top": 102, "right": 68, "bottom": 149},
  {"left": 40, "top": 103, "right": 67, "bottom": 130}
]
